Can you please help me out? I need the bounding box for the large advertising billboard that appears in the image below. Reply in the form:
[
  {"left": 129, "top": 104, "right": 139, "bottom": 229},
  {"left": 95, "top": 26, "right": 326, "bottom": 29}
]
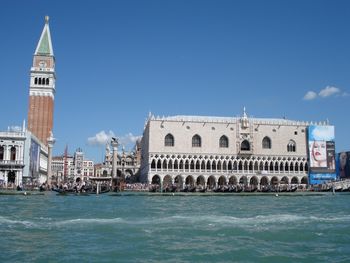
[
  {"left": 29, "top": 139, "right": 40, "bottom": 178},
  {"left": 308, "top": 125, "right": 337, "bottom": 184},
  {"left": 338, "top": 151, "right": 350, "bottom": 179}
]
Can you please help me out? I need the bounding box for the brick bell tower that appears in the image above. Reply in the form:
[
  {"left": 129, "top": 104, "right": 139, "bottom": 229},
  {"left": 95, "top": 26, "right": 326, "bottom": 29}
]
[{"left": 27, "top": 16, "right": 56, "bottom": 146}]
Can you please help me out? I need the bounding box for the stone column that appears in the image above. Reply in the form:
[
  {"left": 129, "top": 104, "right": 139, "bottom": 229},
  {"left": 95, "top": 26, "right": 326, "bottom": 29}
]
[
  {"left": 47, "top": 132, "right": 55, "bottom": 187},
  {"left": 111, "top": 138, "right": 118, "bottom": 178}
]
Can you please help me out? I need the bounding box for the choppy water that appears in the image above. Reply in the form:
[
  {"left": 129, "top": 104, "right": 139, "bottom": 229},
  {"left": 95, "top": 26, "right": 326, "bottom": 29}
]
[{"left": 0, "top": 192, "right": 349, "bottom": 262}]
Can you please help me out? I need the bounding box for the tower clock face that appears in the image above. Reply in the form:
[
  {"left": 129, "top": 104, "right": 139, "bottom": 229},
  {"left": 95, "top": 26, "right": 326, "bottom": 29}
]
[{"left": 39, "top": 61, "right": 47, "bottom": 68}]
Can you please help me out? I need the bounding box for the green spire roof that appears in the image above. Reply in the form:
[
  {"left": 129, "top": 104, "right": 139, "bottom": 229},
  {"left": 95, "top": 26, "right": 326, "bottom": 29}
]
[
  {"left": 35, "top": 16, "right": 54, "bottom": 56},
  {"left": 37, "top": 30, "right": 50, "bottom": 54}
]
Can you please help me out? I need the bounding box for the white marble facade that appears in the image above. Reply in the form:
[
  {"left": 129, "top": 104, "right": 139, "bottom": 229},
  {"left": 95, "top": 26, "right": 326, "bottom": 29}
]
[
  {"left": 0, "top": 128, "right": 48, "bottom": 188},
  {"left": 140, "top": 110, "right": 330, "bottom": 188}
]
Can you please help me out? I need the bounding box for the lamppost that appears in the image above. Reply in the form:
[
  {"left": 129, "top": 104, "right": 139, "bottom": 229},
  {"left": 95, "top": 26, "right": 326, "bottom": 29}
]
[
  {"left": 47, "top": 131, "right": 55, "bottom": 188},
  {"left": 111, "top": 137, "right": 119, "bottom": 191},
  {"left": 111, "top": 137, "right": 119, "bottom": 178}
]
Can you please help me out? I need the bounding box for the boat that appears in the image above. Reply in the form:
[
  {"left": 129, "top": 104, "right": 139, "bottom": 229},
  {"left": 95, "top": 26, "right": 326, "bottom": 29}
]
[{"left": 52, "top": 186, "right": 110, "bottom": 195}]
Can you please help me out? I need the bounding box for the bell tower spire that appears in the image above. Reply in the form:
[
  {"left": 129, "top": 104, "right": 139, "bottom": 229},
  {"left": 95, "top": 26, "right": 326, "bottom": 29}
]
[{"left": 27, "top": 16, "right": 56, "bottom": 145}]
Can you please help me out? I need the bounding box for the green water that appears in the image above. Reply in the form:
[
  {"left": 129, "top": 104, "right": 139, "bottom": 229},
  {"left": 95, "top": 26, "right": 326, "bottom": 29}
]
[{"left": 0, "top": 192, "right": 349, "bottom": 262}]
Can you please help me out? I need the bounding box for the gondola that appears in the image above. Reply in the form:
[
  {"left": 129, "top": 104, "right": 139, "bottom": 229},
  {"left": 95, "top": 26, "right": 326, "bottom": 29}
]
[
  {"left": 52, "top": 188, "right": 76, "bottom": 194},
  {"left": 86, "top": 188, "right": 110, "bottom": 194}
]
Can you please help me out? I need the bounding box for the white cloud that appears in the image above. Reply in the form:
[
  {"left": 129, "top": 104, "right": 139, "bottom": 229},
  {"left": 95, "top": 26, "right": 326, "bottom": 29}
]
[
  {"left": 87, "top": 131, "right": 141, "bottom": 150},
  {"left": 119, "top": 133, "right": 142, "bottom": 147},
  {"left": 311, "top": 126, "right": 334, "bottom": 141},
  {"left": 303, "top": 85, "right": 347, "bottom": 101},
  {"left": 318, "top": 86, "right": 340, "bottom": 97},
  {"left": 303, "top": 91, "right": 317, "bottom": 100},
  {"left": 87, "top": 130, "right": 115, "bottom": 146}
]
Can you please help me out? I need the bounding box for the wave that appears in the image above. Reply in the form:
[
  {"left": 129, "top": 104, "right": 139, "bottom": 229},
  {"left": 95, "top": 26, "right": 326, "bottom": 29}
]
[
  {"left": 0, "top": 216, "right": 124, "bottom": 229},
  {"left": 140, "top": 214, "right": 350, "bottom": 226},
  {"left": 0, "top": 216, "right": 39, "bottom": 228},
  {"left": 55, "top": 218, "right": 124, "bottom": 226},
  {"left": 1, "top": 214, "right": 349, "bottom": 229}
]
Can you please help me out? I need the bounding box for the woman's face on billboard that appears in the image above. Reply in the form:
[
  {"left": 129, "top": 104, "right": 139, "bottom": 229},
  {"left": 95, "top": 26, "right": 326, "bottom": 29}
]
[{"left": 312, "top": 140, "right": 326, "bottom": 162}]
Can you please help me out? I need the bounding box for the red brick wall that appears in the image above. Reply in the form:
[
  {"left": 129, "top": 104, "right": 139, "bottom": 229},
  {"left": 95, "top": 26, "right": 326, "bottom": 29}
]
[{"left": 28, "top": 95, "right": 54, "bottom": 145}]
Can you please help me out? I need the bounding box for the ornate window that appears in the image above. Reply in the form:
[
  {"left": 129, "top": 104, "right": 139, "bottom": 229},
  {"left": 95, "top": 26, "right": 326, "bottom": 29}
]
[
  {"left": 262, "top": 136, "right": 271, "bottom": 149},
  {"left": 192, "top": 135, "right": 201, "bottom": 147},
  {"left": 240, "top": 140, "right": 250, "bottom": 151},
  {"left": 287, "top": 140, "right": 296, "bottom": 152},
  {"left": 164, "top": 134, "right": 174, "bottom": 147},
  {"left": 10, "top": 147, "right": 16, "bottom": 161},
  {"left": 0, "top": 146, "right": 4, "bottom": 160},
  {"left": 219, "top": 135, "right": 229, "bottom": 148}
]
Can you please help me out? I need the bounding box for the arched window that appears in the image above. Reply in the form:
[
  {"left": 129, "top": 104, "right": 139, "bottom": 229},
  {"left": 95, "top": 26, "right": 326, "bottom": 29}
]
[
  {"left": 151, "top": 160, "right": 156, "bottom": 169},
  {"left": 192, "top": 134, "right": 201, "bottom": 147},
  {"left": 34, "top": 78, "right": 38, "bottom": 84},
  {"left": 228, "top": 161, "right": 232, "bottom": 171},
  {"left": 179, "top": 160, "right": 184, "bottom": 170},
  {"left": 212, "top": 160, "right": 216, "bottom": 171},
  {"left": 223, "top": 161, "right": 227, "bottom": 171},
  {"left": 174, "top": 160, "right": 178, "bottom": 170},
  {"left": 287, "top": 140, "right": 296, "bottom": 152},
  {"left": 216, "top": 161, "right": 221, "bottom": 172},
  {"left": 38, "top": 78, "right": 42, "bottom": 85},
  {"left": 195, "top": 160, "right": 200, "bottom": 170},
  {"left": 254, "top": 161, "right": 259, "bottom": 171},
  {"left": 46, "top": 78, "right": 49, "bottom": 85},
  {"left": 10, "top": 147, "right": 16, "bottom": 161},
  {"left": 190, "top": 160, "right": 195, "bottom": 170},
  {"left": 206, "top": 161, "right": 211, "bottom": 171},
  {"left": 0, "top": 146, "right": 4, "bottom": 160},
  {"left": 168, "top": 160, "right": 173, "bottom": 171},
  {"left": 259, "top": 162, "right": 264, "bottom": 171},
  {"left": 241, "top": 140, "right": 250, "bottom": 151},
  {"left": 164, "top": 134, "right": 174, "bottom": 147},
  {"left": 262, "top": 136, "right": 271, "bottom": 149},
  {"left": 219, "top": 135, "right": 229, "bottom": 148},
  {"left": 285, "top": 162, "right": 289, "bottom": 171},
  {"left": 238, "top": 161, "right": 243, "bottom": 170},
  {"left": 201, "top": 161, "right": 205, "bottom": 170},
  {"left": 185, "top": 160, "right": 189, "bottom": 170},
  {"left": 249, "top": 161, "right": 253, "bottom": 171}
]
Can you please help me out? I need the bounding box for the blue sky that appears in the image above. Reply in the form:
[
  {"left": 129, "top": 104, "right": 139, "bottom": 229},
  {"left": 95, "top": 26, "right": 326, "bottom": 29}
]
[{"left": 1, "top": 0, "right": 349, "bottom": 162}]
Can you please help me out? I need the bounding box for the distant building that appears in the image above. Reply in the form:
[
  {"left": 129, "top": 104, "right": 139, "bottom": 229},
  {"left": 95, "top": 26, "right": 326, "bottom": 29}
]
[
  {"left": 94, "top": 141, "right": 141, "bottom": 183},
  {"left": 140, "top": 110, "right": 333, "bottom": 188},
  {"left": 51, "top": 148, "right": 94, "bottom": 184},
  {"left": 0, "top": 126, "right": 48, "bottom": 188}
]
